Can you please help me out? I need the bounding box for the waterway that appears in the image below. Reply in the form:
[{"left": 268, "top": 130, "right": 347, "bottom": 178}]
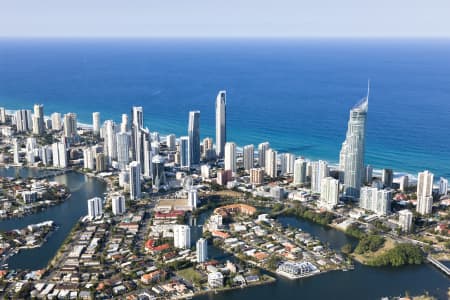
[
  {"left": 194, "top": 213, "right": 450, "bottom": 299},
  {"left": 0, "top": 167, "right": 107, "bottom": 270},
  {"left": 0, "top": 168, "right": 448, "bottom": 298}
]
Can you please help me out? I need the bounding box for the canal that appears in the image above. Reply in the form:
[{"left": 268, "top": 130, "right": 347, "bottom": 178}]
[
  {"left": 0, "top": 167, "right": 448, "bottom": 298},
  {"left": 194, "top": 212, "right": 449, "bottom": 299},
  {"left": 0, "top": 167, "right": 107, "bottom": 270}
]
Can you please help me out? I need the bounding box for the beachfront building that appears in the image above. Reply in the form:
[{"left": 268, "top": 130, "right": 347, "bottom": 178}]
[
  {"left": 63, "top": 112, "right": 78, "bottom": 138},
  {"left": 92, "top": 112, "right": 100, "bottom": 134},
  {"left": 439, "top": 177, "right": 448, "bottom": 195},
  {"left": 188, "top": 110, "right": 200, "bottom": 165},
  {"left": 339, "top": 89, "right": 369, "bottom": 198},
  {"left": 265, "top": 148, "right": 277, "bottom": 178},
  {"left": 293, "top": 158, "right": 307, "bottom": 185},
  {"left": 215, "top": 90, "right": 227, "bottom": 158},
  {"left": 258, "top": 142, "right": 270, "bottom": 168},
  {"left": 416, "top": 170, "right": 434, "bottom": 215},
  {"left": 280, "top": 153, "right": 295, "bottom": 175},
  {"left": 243, "top": 144, "right": 254, "bottom": 171}
]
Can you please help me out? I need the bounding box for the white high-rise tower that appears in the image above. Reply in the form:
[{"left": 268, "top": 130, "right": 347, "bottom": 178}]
[
  {"left": 340, "top": 84, "right": 369, "bottom": 198},
  {"left": 224, "top": 142, "right": 236, "bottom": 173},
  {"left": 215, "top": 91, "right": 226, "bottom": 158},
  {"left": 416, "top": 170, "right": 434, "bottom": 215}
]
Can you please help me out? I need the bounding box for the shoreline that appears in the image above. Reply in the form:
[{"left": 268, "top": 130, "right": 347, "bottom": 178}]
[{"left": 1, "top": 109, "right": 426, "bottom": 183}]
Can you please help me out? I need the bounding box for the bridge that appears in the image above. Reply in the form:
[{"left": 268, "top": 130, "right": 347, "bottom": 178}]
[{"left": 427, "top": 256, "right": 450, "bottom": 276}]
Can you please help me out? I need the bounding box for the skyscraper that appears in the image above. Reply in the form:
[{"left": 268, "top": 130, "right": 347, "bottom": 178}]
[
  {"left": 364, "top": 165, "right": 373, "bottom": 184},
  {"left": 243, "top": 144, "right": 254, "bottom": 171},
  {"left": 339, "top": 86, "right": 369, "bottom": 198},
  {"left": 439, "top": 177, "right": 448, "bottom": 195},
  {"left": 143, "top": 135, "right": 153, "bottom": 178},
  {"left": 224, "top": 142, "right": 236, "bottom": 173},
  {"left": 33, "top": 104, "right": 44, "bottom": 135},
  {"left": 398, "top": 210, "right": 413, "bottom": 233},
  {"left": 179, "top": 136, "right": 190, "bottom": 168},
  {"left": 202, "top": 137, "right": 214, "bottom": 160},
  {"left": 196, "top": 238, "right": 208, "bottom": 263},
  {"left": 174, "top": 225, "right": 191, "bottom": 249},
  {"left": 129, "top": 161, "right": 142, "bottom": 200},
  {"left": 382, "top": 169, "right": 394, "bottom": 188},
  {"left": 215, "top": 90, "right": 226, "bottom": 158},
  {"left": 258, "top": 142, "right": 270, "bottom": 168},
  {"left": 87, "top": 197, "right": 103, "bottom": 219},
  {"left": 112, "top": 195, "right": 126, "bottom": 215},
  {"left": 63, "top": 113, "right": 78, "bottom": 138},
  {"left": 15, "top": 109, "right": 32, "bottom": 132},
  {"left": 13, "top": 139, "right": 20, "bottom": 164},
  {"left": 116, "top": 131, "right": 130, "bottom": 171},
  {"left": 52, "top": 142, "right": 67, "bottom": 168},
  {"left": 319, "top": 177, "right": 340, "bottom": 210},
  {"left": 131, "top": 106, "right": 144, "bottom": 165},
  {"left": 250, "top": 168, "right": 264, "bottom": 185},
  {"left": 265, "top": 148, "right": 277, "bottom": 178},
  {"left": 152, "top": 155, "right": 166, "bottom": 189},
  {"left": 280, "top": 153, "right": 295, "bottom": 175},
  {"left": 188, "top": 188, "right": 198, "bottom": 210},
  {"left": 188, "top": 111, "right": 200, "bottom": 165},
  {"left": 132, "top": 106, "right": 143, "bottom": 128},
  {"left": 0, "top": 107, "right": 6, "bottom": 123},
  {"left": 51, "top": 112, "right": 62, "bottom": 131},
  {"left": 83, "top": 147, "right": 95, "bottom": 170},
  {"left": 166, "top": 134, "right": 176, "bottom": 151},
  {"left": 121, "top": 113, "right": 129, "bottom": 133},
  {"left": 293, "top": 158, "right": 307, "bottom": 184},
  {"left": 92, "top": 112, "right": 101, "bottom": 134},
  {"left": 104, "top": 120, "right": 118, "bottom": 164},
  {"left": 416, "top": 170, "right": 434, "bottom": 215},
  {"left": 360, "top": 187, "right": 391, "bottom": 216},
  {"left": 311, "top": 160, "right": 329, "bottom": 193},
  {"left": 399, "top": 175, "right": 409, "bottom": 192}
]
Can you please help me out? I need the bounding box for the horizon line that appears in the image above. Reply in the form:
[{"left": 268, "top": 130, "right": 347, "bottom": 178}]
[{"left": 1, "top": 35, "right": 450, "bottom": 40}]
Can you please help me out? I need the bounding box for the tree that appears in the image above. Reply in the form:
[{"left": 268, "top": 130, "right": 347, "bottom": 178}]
[{"left": 341, "top": 243, "right": 353, "bottom": 255}]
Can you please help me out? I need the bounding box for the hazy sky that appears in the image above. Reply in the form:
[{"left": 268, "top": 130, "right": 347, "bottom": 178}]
[{"left": 1, "top": 0, "right": 449, "bottom": 38}]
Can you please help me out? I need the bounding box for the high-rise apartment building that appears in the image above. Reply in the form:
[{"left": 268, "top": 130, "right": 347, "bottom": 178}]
[
  {"left": 339, "top": 88, "right": 369, "bottom": 198},
  {"left": 188, "top": 111, "right": 200, "bottom": 165},
  {"left": 215, "top": 91, "right": 226, "bottom": 158}
]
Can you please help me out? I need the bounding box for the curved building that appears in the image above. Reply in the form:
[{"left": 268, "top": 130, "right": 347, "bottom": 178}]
[{"left": 340, "top": 86, "right": 369, "bottom": 198}]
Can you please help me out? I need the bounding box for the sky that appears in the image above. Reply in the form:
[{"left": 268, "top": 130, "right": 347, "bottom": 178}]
[{"left": 1, "top": 0, "right": 450, "bottom": 38}]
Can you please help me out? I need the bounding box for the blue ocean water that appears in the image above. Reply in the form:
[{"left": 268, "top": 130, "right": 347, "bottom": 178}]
[{"left": 0, "top": 38, "right": 450, "bottom": 178}]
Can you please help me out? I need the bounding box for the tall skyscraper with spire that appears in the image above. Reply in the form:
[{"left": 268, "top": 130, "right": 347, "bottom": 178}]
[
  {"left": 188, "top": 111, "right": 200, "bottom": 165},
  {"left": 340, "top": 84, "right": 369, "bottom": 198},
  {"left": 215, "top": 91, "right": 226, "bottom": 158}
]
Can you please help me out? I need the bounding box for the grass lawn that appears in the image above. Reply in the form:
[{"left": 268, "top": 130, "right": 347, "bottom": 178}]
[{"left": 177, "top": 267, "right": 204, "bottom": 283}]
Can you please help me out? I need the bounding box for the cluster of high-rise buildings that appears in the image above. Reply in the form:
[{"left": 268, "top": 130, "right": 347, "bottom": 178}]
[{"left": 2, "top": 84, "right": 448, "bottom": 220}]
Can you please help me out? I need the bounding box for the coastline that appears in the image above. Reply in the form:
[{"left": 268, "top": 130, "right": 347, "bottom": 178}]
[{"left": 1, "top": 109, "right": 422, "bottom": 183}]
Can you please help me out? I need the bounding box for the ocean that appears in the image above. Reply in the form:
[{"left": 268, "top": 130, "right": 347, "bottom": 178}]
[{"left": 1, "top": 38, "right": 450, "bottom": 178}]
